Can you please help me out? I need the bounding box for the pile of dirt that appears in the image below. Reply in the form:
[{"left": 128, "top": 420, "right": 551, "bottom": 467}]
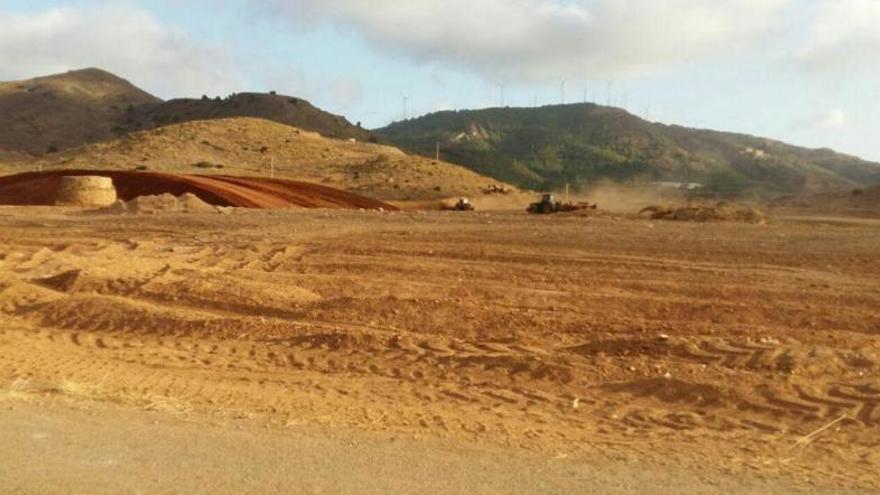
[
  {"left": 100, "top": 193, "right": 220, "bottom": 215},
  {"left": 640, "top": 203, "right": 766, "bottom": 224},
  {"left": 0, "top": 170, "right": 395, "bottom": 210}
]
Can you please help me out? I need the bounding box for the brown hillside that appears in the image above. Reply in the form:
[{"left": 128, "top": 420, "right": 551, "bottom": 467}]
[
  {"left": 0, "top": 148, "right": 30, "bottom": 163},
  {"left": 0, "top": 68, "right": 160, "bottom": 154},
  {"left": 0, "top": 68, "right": 373, "bottom": 155},
  {"left": 2, "top": 117, "right": 515, "bottom": 201}
]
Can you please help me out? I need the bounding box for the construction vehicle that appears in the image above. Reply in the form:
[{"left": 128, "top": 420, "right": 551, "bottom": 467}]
[
  {"left": 448, "top": 197, "right": 475, "bottom": 211},
  {"left": 527, "top": 193, "right": 597, "bottom": 214}
]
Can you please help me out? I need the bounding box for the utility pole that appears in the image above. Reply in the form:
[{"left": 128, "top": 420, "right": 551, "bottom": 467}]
[{"left": 435, "top": 141, "right": 440, "bottom": 161}]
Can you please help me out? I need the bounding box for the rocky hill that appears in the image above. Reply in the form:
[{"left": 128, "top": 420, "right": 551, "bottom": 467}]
[
  {"left": 0, "top": 68, "right": 373, "bottom": 154},
  {"left": 0, "top": 68, "right": 160, "bottom": 154},
  {"left": 376, "top": 104, "right": 880, "bottom": 194}
]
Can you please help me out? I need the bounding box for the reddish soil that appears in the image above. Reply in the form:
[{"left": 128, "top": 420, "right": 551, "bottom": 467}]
[{"left": 0, "top": 170, "right": 395, "bottom": 210}]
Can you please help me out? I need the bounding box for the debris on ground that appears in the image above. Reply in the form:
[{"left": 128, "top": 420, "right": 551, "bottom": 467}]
[
  {"left": 639, "top": 202, "right": 766, "bottom": 224},
  {"left": 97, "top": 193, "right": 221, "bottom": 215}
]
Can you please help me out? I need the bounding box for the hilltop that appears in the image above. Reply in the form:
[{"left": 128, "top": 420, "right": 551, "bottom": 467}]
[
  {"left": 376, "top": 104, "right": 880, "bottom": 194},
  {"left": 0, "top": 68, "right": 372, "bottom": 154},
  {"left": 2, "top": 117, "right": 511, "bottom": 201},
  {"left": 0, "top": 68, "right": 160, "bottom": 154},
  {"left": 126, "top": 93, "right": 371, "bottom": 142}
]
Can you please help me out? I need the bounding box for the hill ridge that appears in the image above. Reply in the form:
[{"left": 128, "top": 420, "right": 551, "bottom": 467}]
[
  {"left": 1, "top": 117, "right": 515, "bottom": 202},
  {"left": 376, "top": 103, "right": 880, "bottom": 194},
  {"left": 0, "top": 68, "right": 371, "bottom": 154}
]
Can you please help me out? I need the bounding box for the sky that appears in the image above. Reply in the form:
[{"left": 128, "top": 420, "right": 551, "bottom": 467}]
[{"left": 1, "top": 0, "right": 879, "bottom": 161}]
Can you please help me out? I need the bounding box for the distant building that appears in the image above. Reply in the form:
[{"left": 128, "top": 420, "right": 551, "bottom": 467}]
[
  {"left": 742, "top": 147, "right": 766, "bottom": 159},
  {"left": 650, "top": 181, "right": 704, "bottom": 190}
]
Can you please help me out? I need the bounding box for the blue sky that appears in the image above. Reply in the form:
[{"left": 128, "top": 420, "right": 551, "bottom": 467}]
[{"left": 2, "top": 0, "right": 879, "bottom": 161}]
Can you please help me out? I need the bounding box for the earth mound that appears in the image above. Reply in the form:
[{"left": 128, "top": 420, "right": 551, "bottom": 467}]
[
  {"left": 0, "top": 170, "right": 395, "bottom": 210},
  {"left": 640, "top": 203, "right": 766, "bottom": 223},
  {"left": 98, "top": 193, "right": 220, "bottom": 215}
]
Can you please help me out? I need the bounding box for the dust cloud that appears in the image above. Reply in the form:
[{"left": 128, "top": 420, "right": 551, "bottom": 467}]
[{"left": 580, "top": 181, "right": 686, "bottom": 214}]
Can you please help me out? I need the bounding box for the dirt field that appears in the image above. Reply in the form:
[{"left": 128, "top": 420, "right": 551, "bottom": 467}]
[{"left": 1, "top": 206, "right": 878, "bottom": 492}]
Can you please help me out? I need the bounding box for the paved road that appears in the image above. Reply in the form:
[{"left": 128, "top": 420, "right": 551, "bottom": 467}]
[{"left": 0, "top": 400, "right": 853, "bottom": 494}]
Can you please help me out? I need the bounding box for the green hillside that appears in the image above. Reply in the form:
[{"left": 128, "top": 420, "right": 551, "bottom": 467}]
[{"left": 376, "top": 104, "right": 880, "bottom": 194}]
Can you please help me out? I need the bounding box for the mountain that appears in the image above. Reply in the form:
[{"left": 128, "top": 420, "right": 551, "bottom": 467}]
[
  {"left": 1, "top": 117, "right": 511, "bottom": 202},
  {"left": 376, "top": 104, "right": 880, "bottom": 194},
  {"left": 0, "top": 68, "right": 372, "bottom": 154},
  {"left": 0, "top": 68, "right": 160, "bottom": 154}
]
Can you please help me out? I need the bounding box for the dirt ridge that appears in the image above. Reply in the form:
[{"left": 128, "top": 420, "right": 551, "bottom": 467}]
[{"left": 0, "top": 170, "right": 395, "bottom": 210}]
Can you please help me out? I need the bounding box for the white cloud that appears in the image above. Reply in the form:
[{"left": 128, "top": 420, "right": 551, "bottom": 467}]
[
  {"left": 793, "top": 107, "right": 852, "bottom": 134},
  {"left": 263, "top": 0, "right": 792, "bottom": 82},
  {"left": 819, "top": 108, "right": 850, "bottom": 130},
  {"left": 795, "top": 0, "right": 880, "bottom": 74},
  {"left": 329, "top": 77, "right": 364, "bottom": 108},
  {"left": 0, "top": 6, "right": 243, "bottom": 97}
]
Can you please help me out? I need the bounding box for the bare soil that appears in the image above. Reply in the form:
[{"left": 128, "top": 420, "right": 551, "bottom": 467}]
[{"left": 0, "top": 206, "right": 878, "bottom": 491}]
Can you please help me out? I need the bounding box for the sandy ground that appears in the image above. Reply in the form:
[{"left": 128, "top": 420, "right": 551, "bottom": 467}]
[{"left": 1, "top": 206, "right": 878, "bottom": 492}]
